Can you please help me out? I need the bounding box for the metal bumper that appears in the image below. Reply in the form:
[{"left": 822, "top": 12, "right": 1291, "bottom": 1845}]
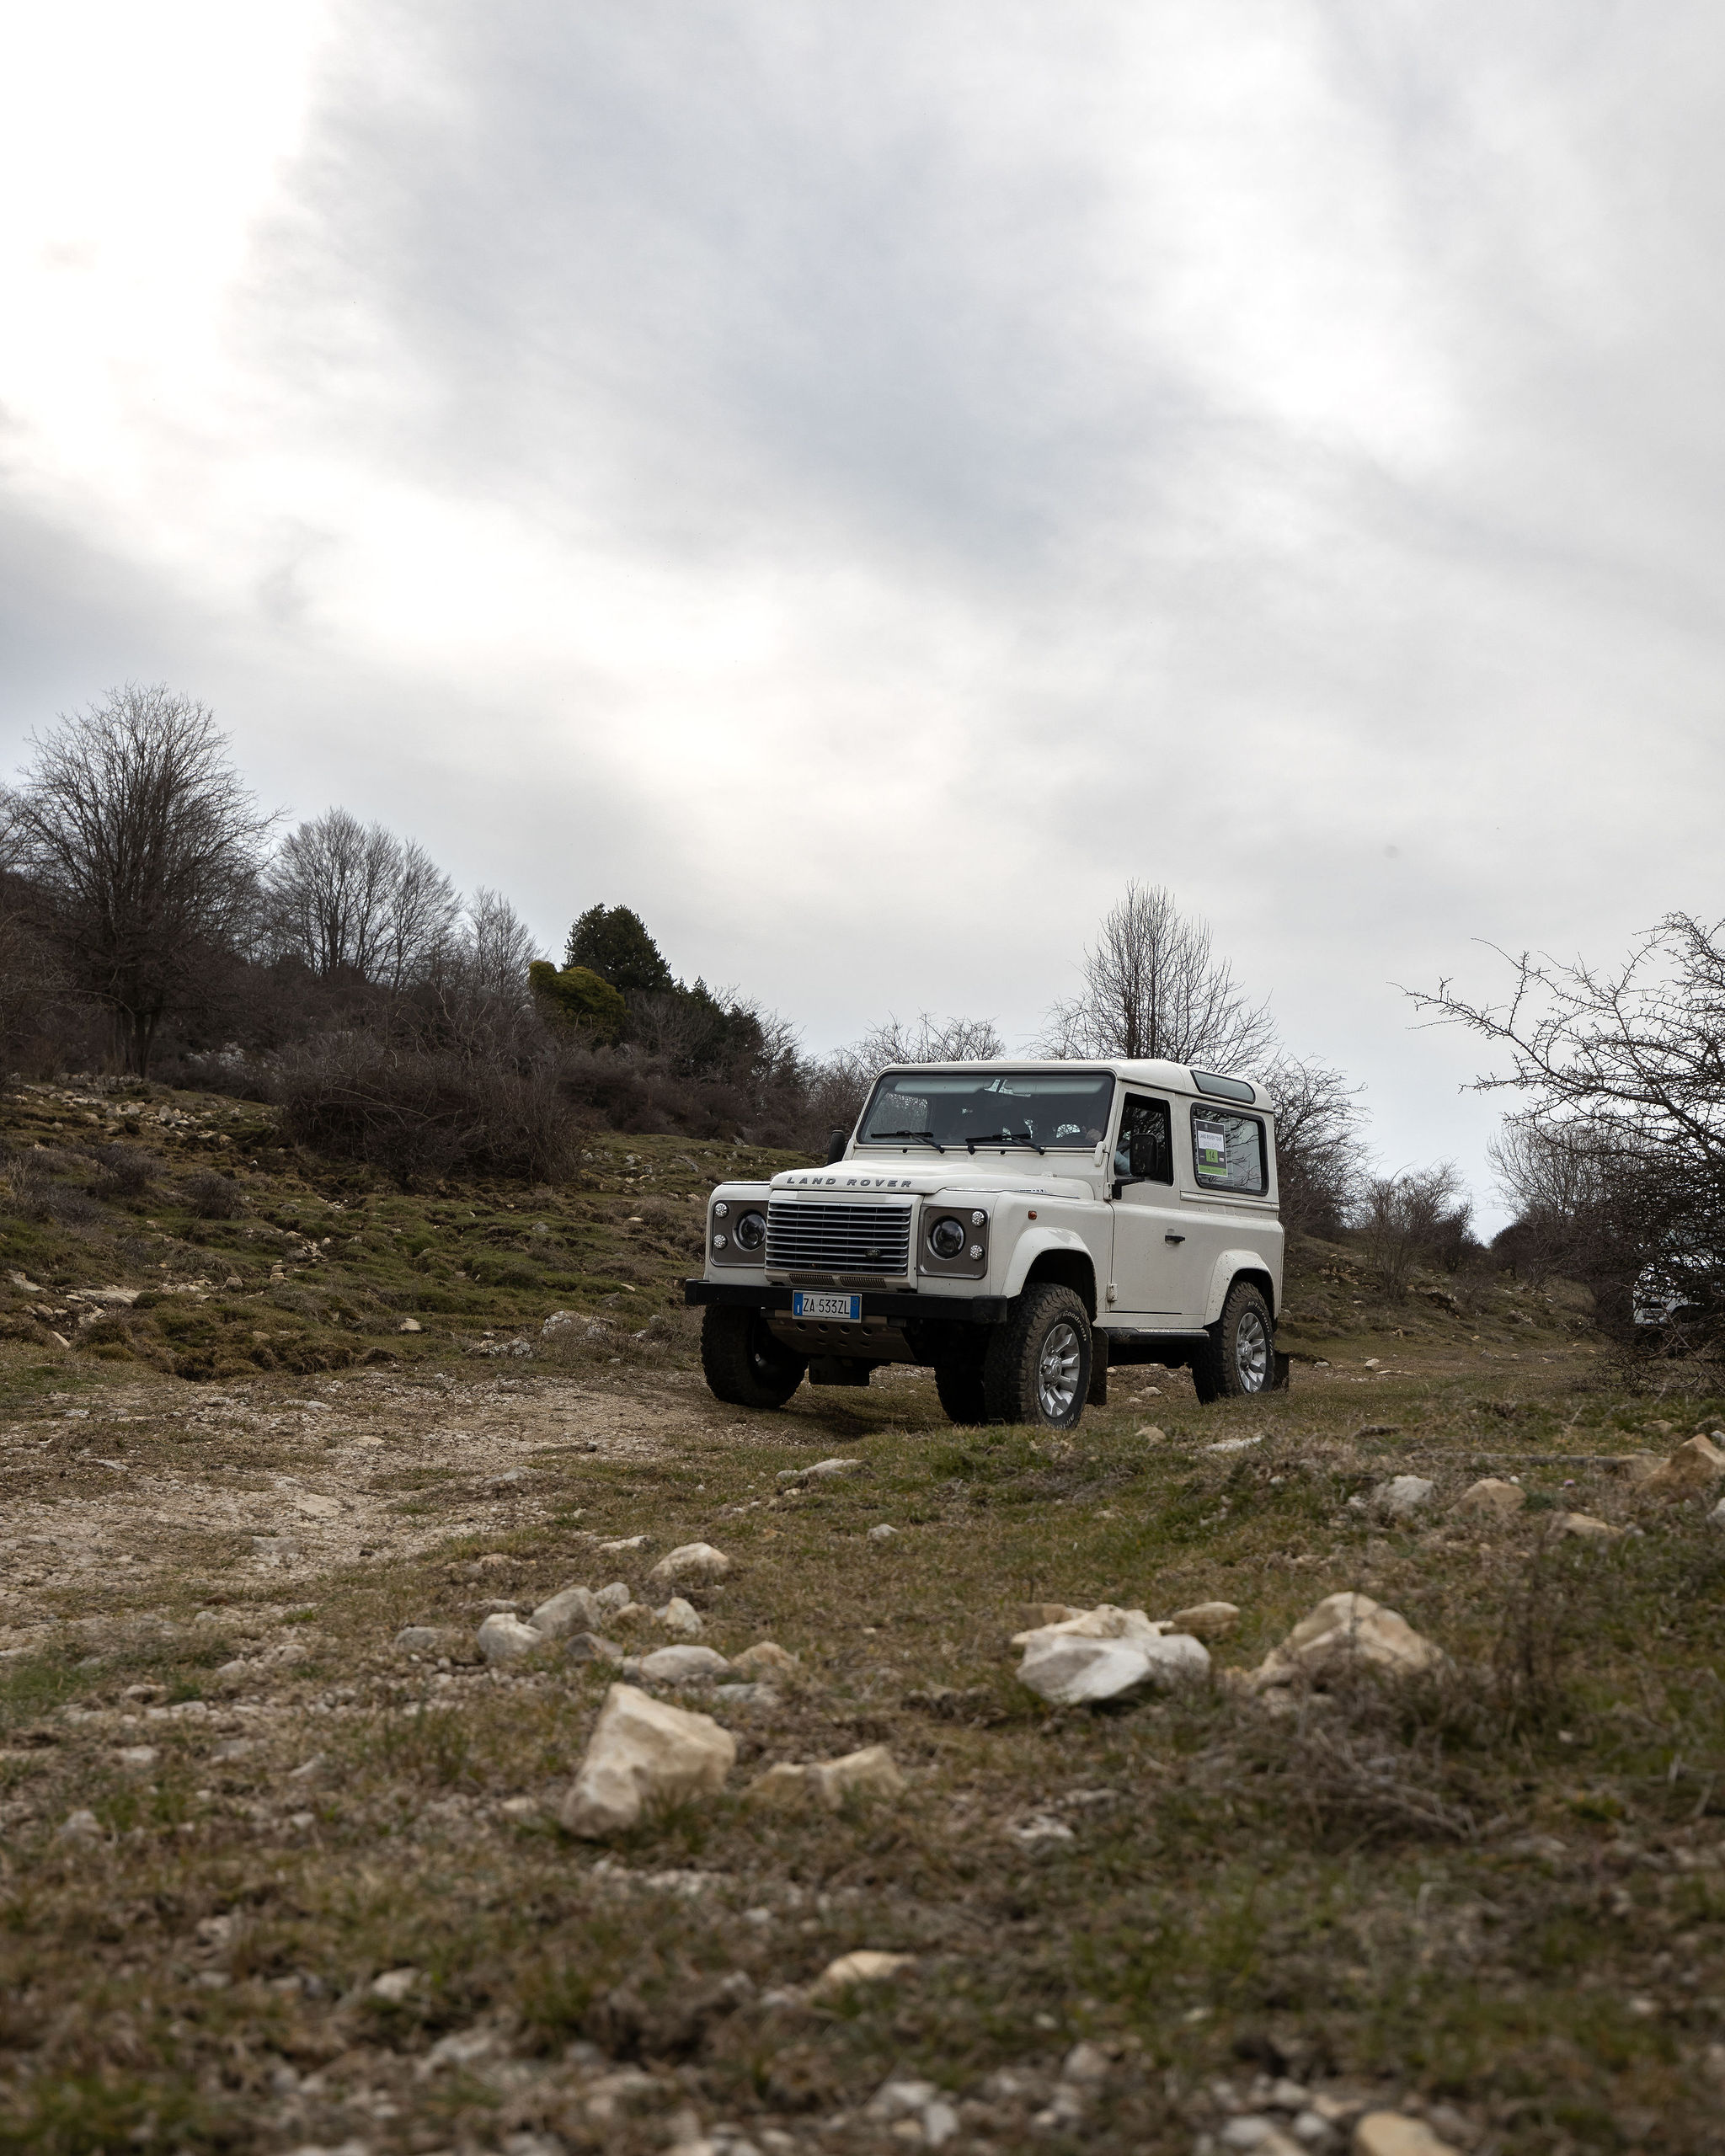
[{"left": 684, "top": 1278, "right": 1008, "bottom": 1325}]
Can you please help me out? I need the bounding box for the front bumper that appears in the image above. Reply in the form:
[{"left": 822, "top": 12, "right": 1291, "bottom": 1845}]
[{"left": 684, "top": 1278, "right": 1008, "bottom": 1325}]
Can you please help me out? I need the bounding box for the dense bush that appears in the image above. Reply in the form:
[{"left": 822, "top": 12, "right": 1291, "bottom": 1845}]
[
  {"left": 182, "top": 1166, "right": 246, "bottom": 1219},
  {"left": 527, "top": 961, "right": 626, "bottom": 1043},
  {"left": 277, "top": 1038, "right": 583, "bottom": 1186}
]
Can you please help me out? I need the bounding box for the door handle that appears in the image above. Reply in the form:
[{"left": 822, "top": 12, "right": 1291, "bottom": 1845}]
[{"left": 1165, "top": 1234, "right": 1185, "bottom": 1245}]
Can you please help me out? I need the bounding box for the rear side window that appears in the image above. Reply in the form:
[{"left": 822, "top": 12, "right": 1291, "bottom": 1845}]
[{"left": 1190, "top": 1107, "right": 1268, "bottom": 1194}]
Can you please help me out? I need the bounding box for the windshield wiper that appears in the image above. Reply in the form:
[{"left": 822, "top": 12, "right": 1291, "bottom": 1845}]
[
  {"left": 967, "top": 1130, "right": 1045, "bottom": 1155},
  {"left": 871, "top": 1128, "right": 945, "bottom": 1151}
]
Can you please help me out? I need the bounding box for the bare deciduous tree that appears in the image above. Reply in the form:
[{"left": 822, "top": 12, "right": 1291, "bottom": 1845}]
[
  {"left": 1260, "top": 1054, "right": 1370, "bottom": 1238},
  {"left": 264, "top": 808, "right": 459, "bottom": 989},
  {"left": 9, "top": 685, "right": 273, "bottom": 1074},
  {"left": 1358, "top": 1162, "right": 1473, "bottom": 1296},
  {"left": 1042, "top": 882, "right": 1276, "bottom": 1069},
  {"left": 1407, "top": 916, "right": 1725, "bottom": 1325}
]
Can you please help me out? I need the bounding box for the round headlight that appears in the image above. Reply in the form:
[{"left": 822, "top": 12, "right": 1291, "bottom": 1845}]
[
  {"left": 713, "top": 1200, "right": 729, "bottom": 1219},
  {"left": 734, "top": 1210, "right": 766, "bottom": 1251},
  {"left": 712, "top": 1232, "right": 729, "bottom": 1250},
  {"left": 928, "top": 1216, "right": 966, "bottom": 1259}
]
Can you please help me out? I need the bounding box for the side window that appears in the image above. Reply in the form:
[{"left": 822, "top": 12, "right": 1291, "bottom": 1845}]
[
  {"left": 1114, "top": 1095, "right": 1172, "bottom": 1183},
  {"left": 1190, "top": 1107, "right": 1268, "bottom": 1194}
]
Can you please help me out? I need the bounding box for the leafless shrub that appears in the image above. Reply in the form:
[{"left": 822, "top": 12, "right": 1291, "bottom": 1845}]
[
  {"left": 182, "top": 1167, "right": 246, "bottom": 1219},
  {"left": 262, "top": 808, "right": 460, "bottom": 989},
  {"left": 4, "top": 1156, "right": 53, "bottom": 1220},
  {"left": 91, "top": 1144, "right": 159, "bottom": 1200},
  {"left": 277, "top": 1036, "right": 581, "bottom": 1187},
  {"left": 1357, "top": 1163, "right": 1473, "bottom": 1295}
]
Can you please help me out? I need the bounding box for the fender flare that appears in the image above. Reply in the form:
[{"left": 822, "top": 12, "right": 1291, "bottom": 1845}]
[
  {"left": 1001, "top": 1227, "right": 1098, "bottom": 1306},
  {"left": 1203, "top": 1250, "right": 1279, "bottom": 1326}
]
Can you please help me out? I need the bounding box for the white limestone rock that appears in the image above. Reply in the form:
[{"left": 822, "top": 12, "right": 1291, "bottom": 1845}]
[{"left": 559, "top": 1682, "right": 737, "bottom": 1837}]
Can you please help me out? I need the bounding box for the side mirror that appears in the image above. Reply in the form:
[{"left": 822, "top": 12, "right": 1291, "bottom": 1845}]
[
  {"left": 1128, "top": 1132, "right": 1157, "bottom": 1180},
  {"left": 825, "top": 1127, "right": 848, "bottom": 1165}
]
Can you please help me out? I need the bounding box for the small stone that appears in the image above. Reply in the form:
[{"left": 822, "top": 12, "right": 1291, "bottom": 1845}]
[
  {"left": 1557, "top": 1511, "right": 1627, "bottom": 1542},
  {"left": 1362, "top": 1357, "right": 1383, "bottom": 1369},
  {"left": 371, "top": 1966, "right": 419, "bottom": 2002},
  {"left": 808, "top": 1949, "right": 913, "bottom": 1999},
  {"left": 58, "top": 1808, "right": 101, "bottom": 1841},
  {"left": 1205, "top": 1433, "right": 1264, "bottom": 1454},
  {"left": 1017, "top": 1629, "right": 1210, "bottom": 1705},
  {"left": 654, "top": 1597, "right": 704, "bottom": 1636},
  {"left": 1060, "top": 2041, "right": 1111, "bottom": 2084},
  {"left": 1167, "top": 1600, "right": 1240, "bottom": 1641},
  {"left": 559, "top": 1682, "right": 737, "bottom": 1837},
  {"left": 867, "top": 2077, "right": 938, "bottom": 2120},
  {"left": 1220, "top": 2121, "right": 1304, "bottom": 2155},
  {"left": 1136, "top": 1424, "right": 1167, "bottom": 1441},
  {"left": 563, "top": 1631, "right": 624, "bottom": 1664},
  {"left": 777, "top": 1457, "right": 867, "bottom": 1486},
  {"left": 732, "top": 1640, "right": 798, "bottom": 1678},
  {"left": 711, "top": 1683, "right": 779, "bottom": 1708},
  {"left": 1011, "top": 1603, "right": 1162, "bottom": 1647},
  {"left": 394, "top": 1625, "right": 450, "bottom": 1655},
  {"left": 115, "top": 1746, "right": 158, "bottom": 1770},
  {"left": 499, "top": 1796, "right": 539, "bottom": 1820},
  {"left": 597, "top": 1534, "right": 651, "bottom": 1554},
  {"left": 593, "top": 1581, "right": 633, "bottom": 1613},
  {"left": 1374, "top": 1475, "right": 1434, "bottom": 1521},
  {"left": 637, "top": 1645, "right": 731, "bottom": 1684},
  {"left": 1251, "top": 1592, "right": 1444, "bottom": 1689},
  {"left": 1455, "top": 1477, "right": 1524, "bottom": 1521},
  {"left": 646, "top": 1541, "right": 731, "bottom": 1588},
  {"left": 476, "top": 1613, "right": 545, "bottom": 1663},
  {"left": 530, "top": 1585, "right": 603, "bottom": 1637},
  {"left": 287, "top": 1755, "right": 326, "bottom": 1782},
  {"left": 1351, "top": 2115, "right": 1461, "bottom": 2156},
  {"left": 398, "top": 1316, "right": 424, "bottom": 1333},
  {"left": 868, "top": 1524, "right": 898, "bottom": 1542},
  {"left": 1635, "top": 1433, "right": 1725, "bottom": 1504},
  {"left": 922, "top": 2099, "right": 959, "bottom": 2148},
  {"left": 746, "top": 1744, "right": 905, "bottom": 1810}
]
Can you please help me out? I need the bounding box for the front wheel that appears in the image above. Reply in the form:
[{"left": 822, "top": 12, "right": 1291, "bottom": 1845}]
[
  {"left": 1190, "top": 1279, "right": 1274, "bottom": 1403},
  {"left": 700, "top": 1305, "right": 806, "bottom": 1409},
  {"left": 981, "top": 1283, "right": 1092, "bottom": 1429}
]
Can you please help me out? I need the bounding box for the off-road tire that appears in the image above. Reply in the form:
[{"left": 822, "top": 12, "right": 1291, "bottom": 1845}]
[
  {"left": 700, "top": 1305, "right": 807, "bottom": 1410},
  {"left": 934, "top": 1359, "right": 989, "bottom": 1426},
  {"left": 981, "top": 1283, "right": 1092, "bottom": 1429},
  {"left": 1190, "top": 1279, "right": 1274, "bottom": 1403}
]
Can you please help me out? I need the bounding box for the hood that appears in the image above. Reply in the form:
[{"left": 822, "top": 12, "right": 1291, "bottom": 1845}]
[{"left": 768, "top": 1161, "right": 1097, "bottom": 1202}]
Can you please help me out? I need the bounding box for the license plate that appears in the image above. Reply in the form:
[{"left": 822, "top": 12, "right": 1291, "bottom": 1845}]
[{"left": 792, "top": 1290, "right": 862, "bottom": 1321}]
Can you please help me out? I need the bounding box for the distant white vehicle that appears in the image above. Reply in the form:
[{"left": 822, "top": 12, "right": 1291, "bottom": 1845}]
[{"left": 686, "top": 1059, "right": 1286, "bottom": 1430}]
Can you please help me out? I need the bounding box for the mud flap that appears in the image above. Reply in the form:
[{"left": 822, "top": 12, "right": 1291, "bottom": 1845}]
[
  {"left": 1087, "top": 1329, "right": 1109, "bottom": 1407},
  {"left": 1272, "top": 1351, "right": 1291, "bottom": 1390}
]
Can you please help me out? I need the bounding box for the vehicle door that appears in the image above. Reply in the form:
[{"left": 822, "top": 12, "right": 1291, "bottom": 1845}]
[
  {"left": 1178, "top": 1100, "right": 1274, "bottom": 1318},
  {"left": 1107, "top": 1092, "right": 1187, "bottom": 1317}
]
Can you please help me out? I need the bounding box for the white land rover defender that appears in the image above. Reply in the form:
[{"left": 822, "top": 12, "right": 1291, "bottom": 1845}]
[{"left": 685, "top": 1059, "right": 1285, "bottom": 1429}]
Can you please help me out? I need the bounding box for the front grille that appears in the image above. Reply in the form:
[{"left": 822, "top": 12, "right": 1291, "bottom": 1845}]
[{"left": 766, "top": 1199, "right": 913, "bottom": 1277}]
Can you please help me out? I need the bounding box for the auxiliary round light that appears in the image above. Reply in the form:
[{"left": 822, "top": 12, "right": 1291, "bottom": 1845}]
[{"left": 712, "top": 1232, "right": 729, "bottom": 1250}]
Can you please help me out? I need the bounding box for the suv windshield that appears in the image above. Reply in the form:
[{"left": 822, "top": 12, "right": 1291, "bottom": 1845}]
[{"left": 857, "top": 1069, "right": 1115, "bottom": 1150}]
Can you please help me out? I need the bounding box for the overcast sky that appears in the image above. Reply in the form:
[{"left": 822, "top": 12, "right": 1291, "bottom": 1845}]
[{"left": 4, "top": 2, "right": 1722, "bottom": 1222}]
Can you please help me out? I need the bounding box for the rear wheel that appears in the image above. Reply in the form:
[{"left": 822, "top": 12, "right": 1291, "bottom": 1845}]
[
  {"left": 934, "top": 1359, "right": 988, "bottom": 1425},
  {"left": 981, "top": 1283, "right": 1092, "bottom": 1429},
  {"left": 1190, "top": 1279, "right": 1274, "bottom": 1403},
  {"left": 700, "top": 1305, "right": 806, "bottom": 1409}
]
